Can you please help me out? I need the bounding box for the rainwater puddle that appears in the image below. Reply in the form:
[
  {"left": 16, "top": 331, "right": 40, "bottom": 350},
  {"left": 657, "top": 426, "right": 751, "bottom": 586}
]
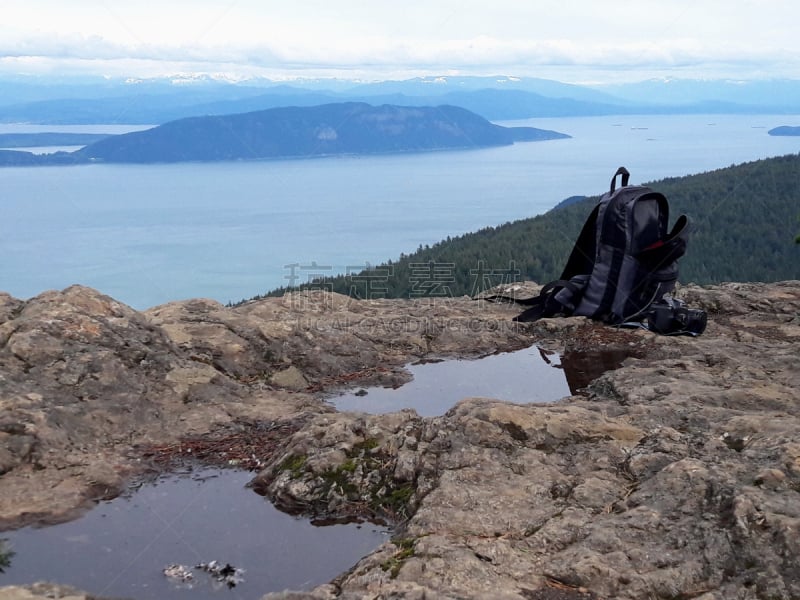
[
  {"left": 330, "top": 345, "right": 573, "bottom": 416},
  {"left": 1, "top": 468, "right": 390, "bottom": 600},
  {"left": 561, "top": 348, "right": 633, "bottom": 393}
]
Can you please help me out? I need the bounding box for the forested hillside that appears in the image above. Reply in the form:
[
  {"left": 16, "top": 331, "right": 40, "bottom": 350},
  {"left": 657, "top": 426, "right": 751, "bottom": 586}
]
[{"left": 258, "top": 153, "right": 800, "bottom": 302}]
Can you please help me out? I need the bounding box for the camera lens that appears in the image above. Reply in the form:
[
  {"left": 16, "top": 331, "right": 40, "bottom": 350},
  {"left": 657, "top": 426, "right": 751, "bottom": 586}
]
[{"left": 686, "top": 309, "right": 707, "bottom": 335}]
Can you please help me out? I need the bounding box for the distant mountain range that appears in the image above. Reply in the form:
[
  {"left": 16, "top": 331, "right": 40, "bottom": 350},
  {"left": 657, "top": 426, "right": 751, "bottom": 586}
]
[
  {"left": 2, "top": 74, "right": 800, "bottom": 125},
  {"left": 0, "top": 103, "right": 569, "bottom": 166}
]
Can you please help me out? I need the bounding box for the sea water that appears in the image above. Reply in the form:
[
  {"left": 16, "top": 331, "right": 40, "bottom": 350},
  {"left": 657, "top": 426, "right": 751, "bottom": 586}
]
[{"left": 1, "top": 114, "right": 797, "bottom": 309}]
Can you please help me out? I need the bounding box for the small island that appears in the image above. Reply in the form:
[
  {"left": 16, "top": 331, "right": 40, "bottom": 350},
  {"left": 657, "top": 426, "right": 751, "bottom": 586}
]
[
  {"left": 767, "top": 125, "right": 800, "bottom": 136},
  {"left": 0, "top": 103, "right": 569, "bottom": 166}
]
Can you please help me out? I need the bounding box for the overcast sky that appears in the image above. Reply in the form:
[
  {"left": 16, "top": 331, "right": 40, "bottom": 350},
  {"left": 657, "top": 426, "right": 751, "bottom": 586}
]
[{"left": 2, "top": 0, "right": 798, "bottom": 83}]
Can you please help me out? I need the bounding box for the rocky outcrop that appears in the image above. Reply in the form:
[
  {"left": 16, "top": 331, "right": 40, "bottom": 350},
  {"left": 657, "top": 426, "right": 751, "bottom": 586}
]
[
  {"left": 0, "top": 285, "right": 529, "bottom": 528},
  {"left": 1, "top": 281, "right": 799, "bottom": 599}
]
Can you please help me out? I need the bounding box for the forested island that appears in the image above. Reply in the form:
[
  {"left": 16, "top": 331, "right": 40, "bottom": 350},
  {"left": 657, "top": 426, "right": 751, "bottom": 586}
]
[{"left": 0, "top": 103, "right": 568, "bottom": 166}]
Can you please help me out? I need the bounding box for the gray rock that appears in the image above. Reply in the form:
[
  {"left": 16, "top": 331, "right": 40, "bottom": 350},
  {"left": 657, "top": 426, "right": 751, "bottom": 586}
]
[
  {"left": 1, "top": 281, "right": 799, "bottom": 599},
  {"left": 270, "top": 366, "right": 310, "bottom": 390}
]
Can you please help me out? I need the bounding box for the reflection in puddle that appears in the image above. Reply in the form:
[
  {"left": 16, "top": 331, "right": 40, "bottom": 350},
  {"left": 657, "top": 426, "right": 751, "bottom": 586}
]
[
  {"left": 330, "top": 345, "right": 572, "bottom": 416},
  {"left": 561, "top": 348, "right": 633, "bottom": 393},
  {"left": 1, "top": 468, "right": 390, "bottom": 600}
]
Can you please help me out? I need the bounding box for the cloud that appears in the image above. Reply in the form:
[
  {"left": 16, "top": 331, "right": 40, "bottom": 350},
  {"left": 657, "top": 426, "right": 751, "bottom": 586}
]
[
  {"left": 0, "top": 22, "right": 797, "bottom": 82},
  {"left": 0, "top": 33, "right": 784, "bottom": 67}
]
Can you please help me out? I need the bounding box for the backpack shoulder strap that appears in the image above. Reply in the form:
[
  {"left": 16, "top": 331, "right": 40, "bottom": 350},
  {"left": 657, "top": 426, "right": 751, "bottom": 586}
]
[
  {"left": 559, "top": 202, "right": 601, "bottom": 280},
  {"left": 512, "top": 278, "right": 586, "bottom": 322}
]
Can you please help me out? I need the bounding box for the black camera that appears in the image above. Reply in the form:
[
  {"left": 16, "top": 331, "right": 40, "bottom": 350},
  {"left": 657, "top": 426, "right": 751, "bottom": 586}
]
[{"left": 647, "top": 297, "right": 707, "bottom": 336}]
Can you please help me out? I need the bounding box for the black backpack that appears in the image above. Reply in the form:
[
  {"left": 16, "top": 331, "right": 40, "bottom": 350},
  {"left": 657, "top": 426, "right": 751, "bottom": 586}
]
[{"left": 512, "top": 167, "right": 693, "bottom": 327}]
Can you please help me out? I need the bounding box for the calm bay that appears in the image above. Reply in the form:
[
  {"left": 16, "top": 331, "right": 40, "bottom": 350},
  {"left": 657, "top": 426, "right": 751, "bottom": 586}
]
[{"left": 1, "top": 114, "right": 798, "bottom": 309}]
